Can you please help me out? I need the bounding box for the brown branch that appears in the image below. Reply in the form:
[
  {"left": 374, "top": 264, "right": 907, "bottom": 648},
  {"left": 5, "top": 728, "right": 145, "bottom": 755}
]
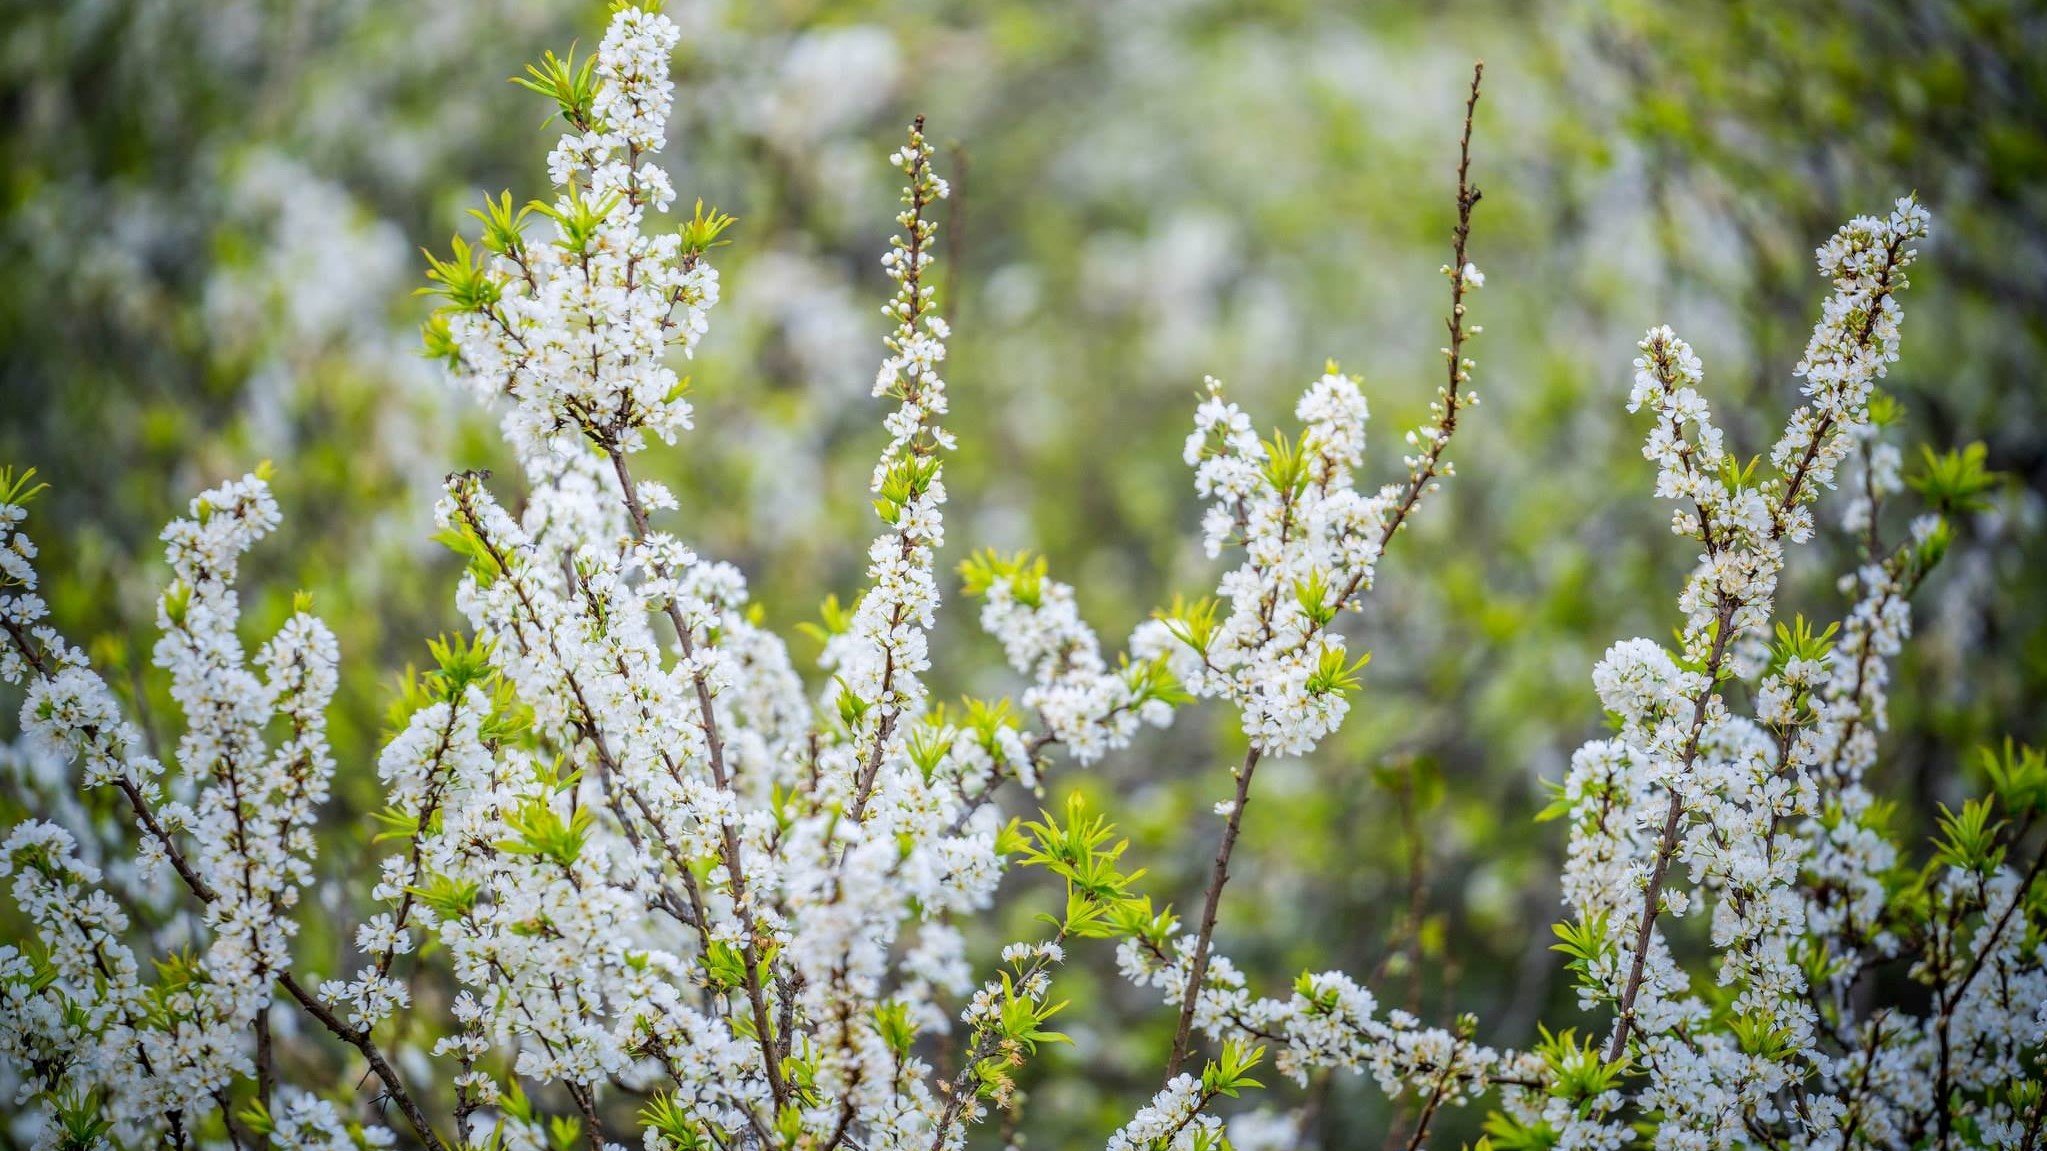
[
  {"left": 598, "top": 448, "right": 787, "bottom": 1110},
  {"left": 1165, "top": 746, "right": 1262, "bottom": 1080},
  {"left": 1606, "top": 598, "right": 1735, "bottom": 1062},
  {"left": 1372, "top": 60, "right": 1486, "bottom": 553},
  {"left": 5, "top": 614, "right": 445, "bottom": 1149},
  {"left": 276, "top": 974, "right": 449, "bottom": 1151}
]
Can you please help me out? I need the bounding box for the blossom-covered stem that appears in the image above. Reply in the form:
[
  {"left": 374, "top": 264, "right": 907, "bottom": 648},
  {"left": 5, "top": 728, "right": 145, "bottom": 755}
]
[
  {"left": 1769, "top": 229, "right": 1909, "bottom": 543},
  {"left": 25, "top": 712, "right": 442, "bottom": 1138},
  {"left": 926, "top": 935, "right": 1070, "bottom": 1151},
  {"left": 1810, "top": 543, "right": 1929, "bottom": 796},
  {"left": 580, "top": 710, "right": 711, "bottom": 934},
  {"left": 1166, "top": 746, "right": 1263, "bottom": 1080},
  {"left": 274, "top": 972, "right": 449, "bottom": 1151},
  {"left": 603, "top": 445, "right": 735, "bottom": 795},
  {"left": 0, "top": 620, "right": 448, "bottom": 1149},
  {"left": 1158, "top": 1084, "right": 1228, "bottom": 1149},
  {"left": 1834, "top": 1013, "right": 1892, "bottom": 1148},
  {"left": 1399, "top": 1034, "right": 1469, "bottom": 1151},
  {"left": 0, "top": 618, "right": 220, "bottom": 895},
  {"left": 5, "top": 610, "right": 443, "bottom": 1148},
  {"left": 1606, "top": 596, "right": 1733, "bottom": 1063},
  {"left": 369, "top": 702, "right": 464, "bottom": 981},
  {"left": 1948, "top": 834, "right": 2043, "bottom": 1004},
  {"left": 446, "top": 475, "right": 772, "bottom": 1122},
  {"left": 1607, "top": 210, "right": 1919, "bottom": 1064},
  {"left": 850, "top": 114, "right": 942, "bottom": 824},
  {"left": 602, "top": 443, "right": 788, "bottom": 1109},
  {"left": 1933, "top": 837, "right": 2046, "bottom": 1149}
]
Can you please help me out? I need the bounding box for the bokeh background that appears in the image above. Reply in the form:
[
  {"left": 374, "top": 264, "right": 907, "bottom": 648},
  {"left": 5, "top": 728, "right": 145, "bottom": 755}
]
[{"left": 3, "top": 0, "right": 2043, "bottom": 1145}]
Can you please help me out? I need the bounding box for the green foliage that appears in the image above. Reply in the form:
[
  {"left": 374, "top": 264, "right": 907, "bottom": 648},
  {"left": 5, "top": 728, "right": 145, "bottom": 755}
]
[
  {"left": 1725, "top": 1010, "right": 1797, "bottom": 1062},
  {"left": 1293, "top": 570, "right": 1337, "bottom": 627},
  {"left": 0, "top": 465, "right": 49, "bottom": 509},
  {"left": 873, "top": 452, "right": 941, "bottom": 526},
  {"left": 419, "top": 235, "right": 501, "bottom": 312},
  {"left": 1015, "top": 792, "right": 1148, "bottom": 926},
  {"left": 512, "top": 45, "right": 599, "bottom": 129},
  {"left": 532, "top": 185, "right": 621, "bottom": 256},
  {"left": 1766, "top": 615, "right": 1837, "bottom": 678},
  {"left": 1483, "top": 1111, "right": 1559, "bottom": 1151},
  {"left": 991, "top": 980, "right": 1069, "bottom": 1058},
  {"left": 405, "top": 874, "right": 482, "bottom": 920},
  {"left": 1533, "top": 1025, "right": 1628, "bottom": 1113},
  {"left": 1549, "top": 913, "right": 1611, "bottom": 989},
  {"left": 469, "top": 191, "right": 534, "bottom": 256},
  {"left": 679, "top": 200, "right": 738, "bottom": 257},
  {"left": 238, "top": 1098, "right": 275, "bottom": 1137},
  {"left": 641, "top": 1092, "right": 720, "bottom": 1151},
  {"left": 1122, "top": 654, "right": 1193, "bottom": 709},
  {"left": 1200, "top": 1039, "right": 1265, "bottom": 1099},
  {"left": 904, "top": 722, "right": 956, "bottom": 782},
  {"left": 1103, "top": 894, "right": 1180, "bottom": 955},
  {"left": 495, "top": 797, "right": 595, "bottom": 870},
  {"left": 1931, "top": 796, "right": 2006, "bottom": 876},
  {"left": 959, "top": 548, "right": 1046, "bottom": 606},
  {"left": 1260, "top": 429, "right": 1313, "bottom": 497},
  {"left": 48, "top": 1088, "right": 113, "bottom": 1151},
  {"left": 1305, "top": 646, "right": 1370, "bottom": 697},
  {"left": 1157, "top": 595, "right": 1221, "bottom": 658},
  {"left": 795, "top": 592, "right": 858, "bottom": 649},
  {"left": 1980, "top": 740, "right": 2047, "bottom": 816},
  {"left": 1909, "top": 443, "right": 2000, "bottom": 514},
  {"left": 143, "top": 950, "right": 210, "bottom": 1031},
  {"left": 1532, "top": 777, "right": 1574, "bottom": 824},
  {"left": 1717, "top": 453, "right": 1763, "bottom": 496},
  {"left": 873, "top": 1000, "right": 918, "bottom": 1059},
  {"left": 958, "top": 696, "right": 1018, "bottom": 756}
]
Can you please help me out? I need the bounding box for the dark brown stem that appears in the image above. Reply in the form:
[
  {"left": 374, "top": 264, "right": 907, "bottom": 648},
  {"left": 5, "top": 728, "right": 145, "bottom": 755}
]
[
  {"left": 1373, "top": 61, "right": 1485, "bottom": 553},
  {"left": 276, "top": 973, "right": 450, "bottom": 1151},
  {"left": 1399, "top": 1040, "right": 1466, "bottom": 1151},
  {"left": 255, "top": 1009, "right": 275, "bottom": 1150},
  {"left": 1933, "top": 840, "right": 2047, "bottom": 1149},
  {"left": 598, "top": 449, "right": 787, "bottom": 1110},
  {"left": 1274, "top": 61, "right": 1485, "bottom": 667},
  {"left": 3, "top": 613, "right": 445, "bottom": 1150},
  {"left": 1165, "top": 746, "right": 1262, "bottom": 1080},
  {"left": 1606, "top": 599, "right": 1735, "bottom": 1062}
]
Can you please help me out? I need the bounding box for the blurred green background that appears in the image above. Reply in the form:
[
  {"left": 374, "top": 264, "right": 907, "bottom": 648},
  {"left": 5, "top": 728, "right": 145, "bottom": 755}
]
[{"left": 2, "top": 0, "right": 2042, "bottom": 1145}]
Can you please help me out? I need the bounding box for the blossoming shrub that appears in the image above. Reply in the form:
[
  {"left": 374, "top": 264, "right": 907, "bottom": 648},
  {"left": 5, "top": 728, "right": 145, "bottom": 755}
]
[{"left": 2, "top": 6, "right": 2040, "bottom": 1150}]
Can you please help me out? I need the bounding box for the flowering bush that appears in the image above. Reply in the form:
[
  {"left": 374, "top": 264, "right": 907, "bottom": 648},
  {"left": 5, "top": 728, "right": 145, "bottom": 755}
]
[{"left": 2, "top": 6, "right": 2040, "bottom": 1151}]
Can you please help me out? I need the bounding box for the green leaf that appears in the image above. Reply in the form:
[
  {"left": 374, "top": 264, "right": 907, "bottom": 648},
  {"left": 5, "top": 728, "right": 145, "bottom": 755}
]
[
  {"left": 1909, "top": 442, "right": 2000, "bottom": 514},
  {"left": 511, "top": 45, "right": 600, "bottom": 129},
  {"left": 1200, "top": 1039, "right": 1266, "bottom": 1098}
]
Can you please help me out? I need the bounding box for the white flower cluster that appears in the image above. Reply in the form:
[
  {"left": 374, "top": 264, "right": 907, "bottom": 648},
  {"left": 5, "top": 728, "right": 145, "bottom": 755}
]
[
  {"left": 3, "top": 471, "right": 355, "bottom": 1146},
  {"left": 1541, "top": 198, "right": 2046, "bottom": 1150},
  {"left": 1108, "top": 1074, "right": 1226, "bottom": 1151},
  {"left": 825, "top": 117, "right": 953, "bottom": 820},
  {"left": 1134, "top": 260, "right": 1483, "bottom": 762},
  {"left": 1171, "top": 370, "right": 1382, "bottom": 756},
  {"left": 439, "top": 3, "right": 711, "bottom": 469},
  {"left": 2, "top": 18, "right": 2034, "bottom": 1151},
  {"left": 970, "top": 561, "right": 1184, "bottom": 771},
  {"left": 1121, "top": 939, "right": 1501, "bottom": 1101}
]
